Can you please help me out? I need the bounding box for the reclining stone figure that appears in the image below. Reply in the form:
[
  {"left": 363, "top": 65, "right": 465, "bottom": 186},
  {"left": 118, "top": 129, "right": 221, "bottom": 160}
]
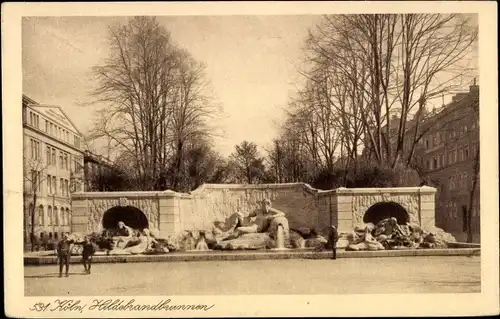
[{"left": 212, "top": 198, "right": 290, "bottom": 249}]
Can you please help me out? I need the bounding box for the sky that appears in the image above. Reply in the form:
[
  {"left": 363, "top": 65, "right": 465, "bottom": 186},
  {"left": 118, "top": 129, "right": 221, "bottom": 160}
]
[{"left": 22, "top": 15, "right": 323, "bottom": 157}]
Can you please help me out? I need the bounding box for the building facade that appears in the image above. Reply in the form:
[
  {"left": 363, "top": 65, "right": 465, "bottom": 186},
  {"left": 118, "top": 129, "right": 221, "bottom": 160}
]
[
  {"left": 23, "top": 95, "right": 85, "bottom": 243},
  {"left": 371, "top": 83, "right": 480, "bottom": 242},
  {"left": 415, "top": 84, "right": 480, "bottom": 242}
]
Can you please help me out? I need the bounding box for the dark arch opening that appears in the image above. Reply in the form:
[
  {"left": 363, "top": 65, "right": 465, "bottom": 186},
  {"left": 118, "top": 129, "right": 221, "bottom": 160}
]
[
  {"left": 363, "top": 201, "right": 409, "bottom": 225},
  {"left": 102, "top": 206, "right": 149, "bottom": 230}
]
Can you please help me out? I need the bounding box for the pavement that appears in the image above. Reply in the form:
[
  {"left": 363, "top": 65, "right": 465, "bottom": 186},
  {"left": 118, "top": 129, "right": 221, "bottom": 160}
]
[{"left": 24, "top": 255, "right": 481, "bottom": 295}]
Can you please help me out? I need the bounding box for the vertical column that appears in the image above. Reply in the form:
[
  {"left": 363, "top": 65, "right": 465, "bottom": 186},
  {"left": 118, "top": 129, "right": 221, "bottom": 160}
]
[
  {"left": 71, "top": 198, "right": 88, "bottom": 234},
  {"left": 419, "top": 186, "right": 437, "bottom": 228},
  {"left": 336, "top": 191, "right": 353, "bottom": 233},
  {"left": 158, "top": 192, "right": 181, "bottom": 238}
]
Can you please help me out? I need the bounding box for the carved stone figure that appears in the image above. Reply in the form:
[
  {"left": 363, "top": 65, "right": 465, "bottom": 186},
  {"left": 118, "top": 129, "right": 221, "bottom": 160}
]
[{"left": 212, "top": 198, "right": 291, "bottom": 250}]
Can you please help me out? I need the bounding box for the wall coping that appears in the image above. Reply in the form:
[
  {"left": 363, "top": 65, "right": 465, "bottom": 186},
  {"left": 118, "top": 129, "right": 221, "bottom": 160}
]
[
  {"left": 333, "top": 186, "right": 436, "bottom": 195},
  {"left": 190, "top": 183, "right": 318, "bottom": 195},
  {"left": 71, "top": 184, "right": 435, "bottom": 200},
  {"left": 72, "top": 191, "right": 171, "bottom": 199}
]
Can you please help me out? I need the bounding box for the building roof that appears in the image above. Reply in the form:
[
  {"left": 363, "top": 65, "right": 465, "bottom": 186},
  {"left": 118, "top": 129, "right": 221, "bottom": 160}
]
[{"left": 22, "top": 94, "right": 83, "bottom": 136}]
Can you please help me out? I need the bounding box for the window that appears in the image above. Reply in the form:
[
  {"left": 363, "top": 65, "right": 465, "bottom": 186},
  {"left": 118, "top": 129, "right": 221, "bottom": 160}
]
[
  {"left": 45, "top": 120, "right": 49, "bottom": 132},
  {"left": 464, "top": 146, "right": 469, "bottom": 160},
  {"left": 30, "top": 139, "right": 35, "bottom": 159},
  {"left": 426, "top": 160, "right": 430, "bottom": 170},
  {"left": 51, "top": 149, "right": 56, "bottom": 166},
  {"left": 47, "top": 175, "right": 51, "bottom": 194},
  {"left": 65, "top": 180, "right": 69, "bottom": 196},
  {"left": 66, "top": 208, "right": 71, "bottom": 226},
  {"left": 75, "top": 156, "right": 82, "bottom": 174},
  {"left": 459, "top": 149, "right": 464, "bottom": 162},
  {"left": 49, "top": 123, "right": 53, "bottom": 135},
  {"left": 48, "top": 206, "right": 52, "bottom": 226},
  {"left": 425, "top": 139, "right": 429, "bottom": 149},
  {"left": 60, "top": 178, "right": 64, "bottom": 195},
  {"left": 38, "top": 205, "right": 44, "bottom": 226},
  {"left": 66, "top": 131, "right": 69, "bottom": 142},
  {"left": 61, "top": 208, "right": 66, "bottom": 226},
  {"left": 64, "top": 153, "right": 68, "bottom": 169},
  {"left": 52, "top": 176, "right": 57, "bottom": 195},
  {"left": 433, "top": 157, "right": 438, "bottom": 169},
  {"left": 46, "top": 146, "right": 51, "bottom": 165},
  {"left": 440, "top": 154, "right": 445, "bottom": 168},
  {"left": 54, "top": 207, "right": 59, "bottom": 226},
  {"left": 27, "top": 203, "right": 33, "bottom": 226},
  {"left": 452, "top": 150, "right": 457, "bottom": 163},
  {"left": 30, "top": 139, "right": 40, "bottom": 160},
  {"left": 59, "top": 152, "right": 63, "bottom": 168}
]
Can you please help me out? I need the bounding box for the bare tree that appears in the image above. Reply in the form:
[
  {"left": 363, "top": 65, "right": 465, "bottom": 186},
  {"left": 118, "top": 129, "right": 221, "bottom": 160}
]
[
  {"left": 89, "top": 17, "right": 218, "bottom": 191},
  {"left": 301, "top": 14, "right": 477, "bottom": 168},
  {"left": 23, "top": 147, "right": 49, "bottom": 251}
]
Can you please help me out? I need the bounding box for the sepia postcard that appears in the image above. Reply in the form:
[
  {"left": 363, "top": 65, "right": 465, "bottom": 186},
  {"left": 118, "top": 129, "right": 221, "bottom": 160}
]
[{"left": 2, "top": 1, "right": 499, "bottom": 317}]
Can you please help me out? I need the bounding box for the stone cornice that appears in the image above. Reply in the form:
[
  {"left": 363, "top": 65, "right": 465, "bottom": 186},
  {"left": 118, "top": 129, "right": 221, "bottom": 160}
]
[
  {"left": 332, "top": 186, "right": 437, "bottom": 195},
  {"left": 71, "top": 184, "right": 436, "bottom": 199}
]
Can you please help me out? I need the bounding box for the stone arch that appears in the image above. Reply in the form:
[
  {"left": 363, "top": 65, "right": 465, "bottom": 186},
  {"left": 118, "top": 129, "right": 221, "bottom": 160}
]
[
  {"left": 363, "top": 201, "right": 410, "bottom": 225},
  {"left": 102, "top": 205, "right": 149, "bottom": 230}
]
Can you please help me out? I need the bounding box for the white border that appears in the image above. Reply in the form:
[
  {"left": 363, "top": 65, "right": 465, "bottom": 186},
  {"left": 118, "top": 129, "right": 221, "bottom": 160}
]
[{"left": 2, "top": 1, "right": 499, "bottom": 317}]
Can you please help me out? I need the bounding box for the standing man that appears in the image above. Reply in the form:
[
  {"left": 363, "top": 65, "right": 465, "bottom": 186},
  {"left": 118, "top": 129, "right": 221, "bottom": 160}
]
[
  {"left": 55, "top": 233, "right": 74, "bottom": 277},
  {"left": 79, "top": 236, "right": 97, "bottom": 274},
  {"left": 328, "top": 225, "right": 339, "bottom": 260}
]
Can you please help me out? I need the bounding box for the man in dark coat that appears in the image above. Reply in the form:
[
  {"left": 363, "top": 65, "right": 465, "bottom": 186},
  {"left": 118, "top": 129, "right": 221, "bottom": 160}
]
[
  {"left": 56, "top": 233, "right": 74, "bottom": 277},
  {"left": 327, "top": 225, "right": 339, "bottom": 260},
  {"left": 75, "top": 236, "right": 98, "bottom": 274}
]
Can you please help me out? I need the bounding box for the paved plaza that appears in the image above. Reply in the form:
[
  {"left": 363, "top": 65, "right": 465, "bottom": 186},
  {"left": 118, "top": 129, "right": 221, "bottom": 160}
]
[{"left": 24, "top": 256, "right": 480, "bottom": 295}]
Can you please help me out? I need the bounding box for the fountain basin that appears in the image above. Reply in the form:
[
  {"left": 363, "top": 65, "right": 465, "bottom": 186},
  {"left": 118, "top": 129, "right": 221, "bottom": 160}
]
[{"left": 24, "top": 246, "right": 480, "bottom": 265}]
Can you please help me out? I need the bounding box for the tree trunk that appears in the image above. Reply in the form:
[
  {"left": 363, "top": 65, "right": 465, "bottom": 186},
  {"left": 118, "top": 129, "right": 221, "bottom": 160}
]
[
  {"left": 30, "top": 193, "right": 37, "bottom": 252},
  {"left": 466, "top": 147, "right": 480, "bottom": 243}
]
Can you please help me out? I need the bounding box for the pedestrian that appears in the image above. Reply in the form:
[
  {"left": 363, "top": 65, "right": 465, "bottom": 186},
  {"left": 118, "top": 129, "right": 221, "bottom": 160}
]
[
  {"left": 328, "top": 225, "right": 339, "bottom": 260},
  {"left": 55, "top": 233, "right": 74, "bottom": 277},
  {"left": 80, "top": 236, "right": 97, "bottom": 274}
]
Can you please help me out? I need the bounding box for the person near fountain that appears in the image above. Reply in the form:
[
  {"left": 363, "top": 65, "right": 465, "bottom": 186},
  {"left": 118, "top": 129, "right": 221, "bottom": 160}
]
[
  {"left": 327, "top": 225, "right": 339, "bottom": 260},
  {"left": 78, "top": 236, "right": 97, "bottom": 274},
  {"left": 223, "top": 198, "right": 285, "bottom": 240},
  {"left": 55, "top": 233, "right": 75, "bottom": 278}
]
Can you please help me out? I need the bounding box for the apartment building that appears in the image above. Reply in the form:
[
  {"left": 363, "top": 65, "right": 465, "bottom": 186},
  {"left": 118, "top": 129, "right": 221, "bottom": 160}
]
[
  {"left": 415, "top": 84, "right": 480, "bottom": 242},
  {"left": 23, "top": 95, "right": 85, "bottom": 242},
  {"left": 370, "top": 82, "right": 479, "bottom": 242}
]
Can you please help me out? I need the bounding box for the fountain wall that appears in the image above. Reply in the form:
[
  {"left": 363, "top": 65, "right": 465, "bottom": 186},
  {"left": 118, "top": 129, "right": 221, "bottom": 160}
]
[{"left": 71, "top": 184, "right": 436, "bottom": 237}]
